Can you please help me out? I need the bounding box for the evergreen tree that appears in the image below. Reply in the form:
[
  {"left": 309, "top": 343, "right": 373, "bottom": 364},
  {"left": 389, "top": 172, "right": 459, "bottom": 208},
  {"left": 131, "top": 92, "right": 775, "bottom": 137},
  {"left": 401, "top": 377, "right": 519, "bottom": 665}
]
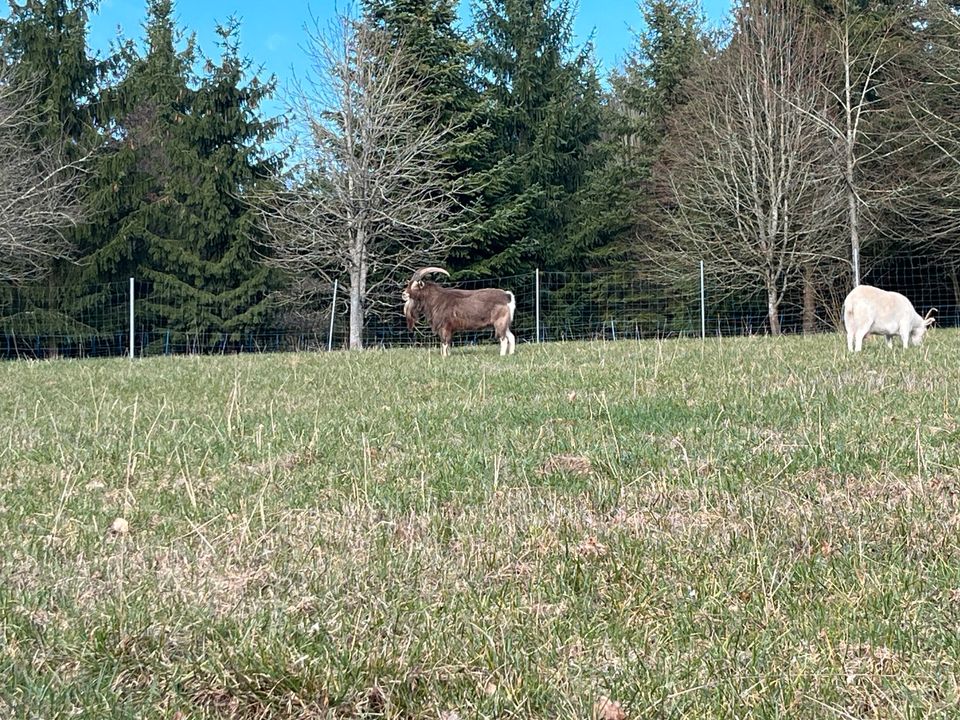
[
  {"left": 144, "top": 19, "right": 283, "bottom": 347},
  {"left": 67, "top": 41, "right": 145, "bottom": 303},
  {"left": 467, "top": 0, "right": 603, "bottom": 276},
  {"left": 360, "top": 0, "right": 496, "bottom": 288},
  {"left": 0, "top": 0, "right": 98, "bottom": 150},
  {"left": 362, "top": 0, "right": 470, "bottom": 118},
  {"left": 69, "top": 2, "right": 283, "bottom": 350},
  {"left": 606, "top": 0, "right": 709, "bottom": 266},
  {"left": 557, "top": 1, "right": 709, "bottom": 335},
  {"left": 81, "top": 0, "right": 197, "bottom": 346}
]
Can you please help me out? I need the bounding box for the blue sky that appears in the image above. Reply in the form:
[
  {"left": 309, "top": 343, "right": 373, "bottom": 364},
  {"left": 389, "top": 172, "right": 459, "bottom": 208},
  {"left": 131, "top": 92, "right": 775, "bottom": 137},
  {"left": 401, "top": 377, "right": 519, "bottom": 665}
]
[{"left": 88, "top": 1, "right": 733, "bottom": 99}]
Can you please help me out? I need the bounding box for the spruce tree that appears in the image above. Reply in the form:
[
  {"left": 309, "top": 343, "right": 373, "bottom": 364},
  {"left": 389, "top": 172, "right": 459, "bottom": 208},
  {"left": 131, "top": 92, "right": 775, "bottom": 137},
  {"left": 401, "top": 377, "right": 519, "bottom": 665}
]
[
  {"left": 88, "top": 0, "right": 196, "bottom": 347},
  {"left": 604, "top": 0, "right": 709, "bottom": 263},
  {"left": 0, "top": 0, "right": 98, "bottom": 145},
  {"left": 360, "top": 0, "right": 495, "bottom": 286},
  {"left": 467, "top": 0, "right": 603, "bottom": 276},
  {"left": 362, "top": 0, "right": 469, "bottom": 117},
  {"left": 561, "top": 1, "right": 709, "bottom": 334},
  {"left": 144, "top": 19, "right": 283, "bottom": 347}
]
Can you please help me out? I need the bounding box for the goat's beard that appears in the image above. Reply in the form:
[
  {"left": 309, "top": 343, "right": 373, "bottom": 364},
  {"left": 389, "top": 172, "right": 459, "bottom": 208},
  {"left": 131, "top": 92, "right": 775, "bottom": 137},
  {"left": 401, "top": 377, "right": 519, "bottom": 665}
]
[{"left": 403, "top": 298, "right": 420, "bottom": 330}]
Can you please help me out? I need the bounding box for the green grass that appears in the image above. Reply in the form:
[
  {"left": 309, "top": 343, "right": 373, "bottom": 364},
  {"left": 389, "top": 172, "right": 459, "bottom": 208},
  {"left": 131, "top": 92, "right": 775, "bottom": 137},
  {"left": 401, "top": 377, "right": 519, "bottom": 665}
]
[{"left": 1, "top": 333, "right": 959, "bottom": 718}]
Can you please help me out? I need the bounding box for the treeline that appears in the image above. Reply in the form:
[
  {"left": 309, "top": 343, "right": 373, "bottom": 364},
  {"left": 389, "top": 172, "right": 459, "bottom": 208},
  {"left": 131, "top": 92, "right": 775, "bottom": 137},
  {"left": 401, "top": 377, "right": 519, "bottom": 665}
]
[{"left": 1, "top": 0, "right": 960, "bottom": 352}]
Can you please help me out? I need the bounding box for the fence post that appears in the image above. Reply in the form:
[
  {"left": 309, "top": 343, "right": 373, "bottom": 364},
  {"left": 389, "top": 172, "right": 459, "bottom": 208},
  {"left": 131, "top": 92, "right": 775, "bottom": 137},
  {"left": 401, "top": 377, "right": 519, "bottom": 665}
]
[
  {"left": 700, "top": 260, "right": 706, "bottom": 340},
  {"left": 535, "top": 268, "right": 541, "bottom": 343},
  {"left": 327, "top": 279, "right": 338, "bottom": 352},
  {"left": 129, "top": 277, "right": 135, "bottom": 359}
]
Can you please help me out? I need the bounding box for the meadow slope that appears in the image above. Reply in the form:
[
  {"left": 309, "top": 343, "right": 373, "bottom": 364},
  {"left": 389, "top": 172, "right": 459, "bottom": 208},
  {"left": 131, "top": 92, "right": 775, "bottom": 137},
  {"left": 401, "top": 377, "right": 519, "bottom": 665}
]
[{"left": 1, "top": 333, "right": 959, "bottom": 718}]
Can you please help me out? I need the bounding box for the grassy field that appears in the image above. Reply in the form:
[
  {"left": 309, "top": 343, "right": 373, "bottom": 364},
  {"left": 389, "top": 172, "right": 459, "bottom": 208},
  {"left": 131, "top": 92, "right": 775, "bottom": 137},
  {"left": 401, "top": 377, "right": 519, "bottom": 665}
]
[{"left": 1, "top": 332, "right": 959, "bottom": 719}]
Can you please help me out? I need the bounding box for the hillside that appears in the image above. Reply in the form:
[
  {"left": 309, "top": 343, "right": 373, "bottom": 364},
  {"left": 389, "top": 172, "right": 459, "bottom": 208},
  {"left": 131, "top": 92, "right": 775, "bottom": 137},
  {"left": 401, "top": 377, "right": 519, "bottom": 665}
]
[{"left": 1, "top": 335, "right": 958, "bottom": 718}]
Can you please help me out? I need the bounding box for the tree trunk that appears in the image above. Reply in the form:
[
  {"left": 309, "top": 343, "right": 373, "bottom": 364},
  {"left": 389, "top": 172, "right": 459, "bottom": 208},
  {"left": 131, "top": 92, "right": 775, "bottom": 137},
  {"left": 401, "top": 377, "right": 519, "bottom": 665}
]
[
  {"left": 802, "top": 265, "right": 816, "bottom": 334},
  {"left": 843, "top": 23, "right": 860, "bottom": 290},
  {"left": 348, "top": 228, "right": 366, "bottom": 350},
  {"left": 848, "top": 184, "right": 860, "bottom": 287},
  {"left": 766, "top": 280, "right": 781, "bottom": 336},
  {"left": 348, "top": 269, "right": 363, "bottom": 350}
]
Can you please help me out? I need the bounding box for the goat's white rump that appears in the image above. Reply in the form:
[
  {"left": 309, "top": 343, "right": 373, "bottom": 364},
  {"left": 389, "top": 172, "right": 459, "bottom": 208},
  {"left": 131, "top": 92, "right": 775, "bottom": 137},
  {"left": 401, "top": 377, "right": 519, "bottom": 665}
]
[{"left": 843, "top": 284, "right": 935, "bottom": 352}]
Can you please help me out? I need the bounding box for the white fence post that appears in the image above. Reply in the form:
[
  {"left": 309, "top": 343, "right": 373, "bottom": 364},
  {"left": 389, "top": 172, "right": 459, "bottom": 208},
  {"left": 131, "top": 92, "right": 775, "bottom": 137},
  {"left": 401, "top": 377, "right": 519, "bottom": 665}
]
[
  {"left": 535, "top": 268, "right": 541, "bottom": 343},
  {"left": 327, "top": 279, "right": 338, "bottom": 352},
  {"left": 700, "top": 260, "right": 706, "bottom": 340},
  {"left": 129, "top": 277, "right": 135, "bottom": 359}
]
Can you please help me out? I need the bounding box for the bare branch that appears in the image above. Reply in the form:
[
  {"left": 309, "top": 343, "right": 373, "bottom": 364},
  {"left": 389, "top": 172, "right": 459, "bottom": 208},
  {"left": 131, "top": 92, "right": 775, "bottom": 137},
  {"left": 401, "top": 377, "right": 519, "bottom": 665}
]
[
  {"left": 652, "top": 0, "right": 846, "bottom": 335},
  {"left": 0, "top": 65, "right": 87, "bottom": 285},
  {"left": 249, "top": 14, "right": 468, "bottom": 348},
  {"left": 897, "top": 1, "right": 960, "bottom": 252}
]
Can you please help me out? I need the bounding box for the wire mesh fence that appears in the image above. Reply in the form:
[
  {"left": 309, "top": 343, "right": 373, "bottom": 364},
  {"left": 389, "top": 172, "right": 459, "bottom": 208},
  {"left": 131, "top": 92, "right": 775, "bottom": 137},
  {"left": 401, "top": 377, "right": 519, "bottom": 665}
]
[
  {"left": 0, "top": 281, "right": 130, "bottom": 359},
  {"left": 862, "top": 254, "right": 960, "bottom": 329},
  {"left": 0, "top": 257, "right": 954, "bottom": 360}
]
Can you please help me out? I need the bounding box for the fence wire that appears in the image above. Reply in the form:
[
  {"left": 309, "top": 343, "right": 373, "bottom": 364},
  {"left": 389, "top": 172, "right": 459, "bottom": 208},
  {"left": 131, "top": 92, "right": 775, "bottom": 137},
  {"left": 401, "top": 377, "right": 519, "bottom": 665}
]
[{"left": 0, "top": 258, "right": 954, "bottom": 359}]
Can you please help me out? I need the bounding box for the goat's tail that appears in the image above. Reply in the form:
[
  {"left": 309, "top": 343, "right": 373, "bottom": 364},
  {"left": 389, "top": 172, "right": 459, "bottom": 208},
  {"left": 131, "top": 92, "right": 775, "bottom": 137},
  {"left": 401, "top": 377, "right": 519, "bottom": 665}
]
[{"left": 506, "top": 291, "right": 516, "bottom": 322}]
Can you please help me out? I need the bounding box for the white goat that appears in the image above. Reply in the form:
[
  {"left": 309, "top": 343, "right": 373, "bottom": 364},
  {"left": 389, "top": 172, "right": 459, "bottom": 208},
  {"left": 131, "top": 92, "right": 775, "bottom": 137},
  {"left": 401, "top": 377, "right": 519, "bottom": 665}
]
[{"left": 843, "top": 284, "right": 935, "bottom": 352}]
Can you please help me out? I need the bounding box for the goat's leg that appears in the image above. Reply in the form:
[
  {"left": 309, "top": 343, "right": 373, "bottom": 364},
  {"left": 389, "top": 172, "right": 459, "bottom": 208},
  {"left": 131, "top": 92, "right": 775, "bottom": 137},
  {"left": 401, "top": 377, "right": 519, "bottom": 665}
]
[
  {"left": 495, "top": 322, "right": 507, "bottom": 355},
  {"left": 440, "top": 327, "right": 452, "bottom": 357},
  {"left": 493, "top": 311, "right": 516, "bottom": 356},
  {"left": 494, "top": 315, "right": 510, "bottom": 356},
  {"left": 854, "top": 327, "right": 869, "bottom": 352}
]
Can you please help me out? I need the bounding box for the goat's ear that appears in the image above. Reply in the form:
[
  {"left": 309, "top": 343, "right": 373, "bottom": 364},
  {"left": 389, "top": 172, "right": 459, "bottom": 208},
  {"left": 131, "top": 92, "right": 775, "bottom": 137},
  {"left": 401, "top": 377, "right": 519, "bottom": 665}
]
[{"left": 925, "top": 316, "right": 936, "bottom": 327}]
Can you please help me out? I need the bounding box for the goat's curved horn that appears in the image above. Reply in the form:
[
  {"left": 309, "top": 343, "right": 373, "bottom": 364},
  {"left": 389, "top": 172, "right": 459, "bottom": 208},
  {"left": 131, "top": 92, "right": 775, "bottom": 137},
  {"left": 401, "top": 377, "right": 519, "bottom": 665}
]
[
  {"left": 925, "top": 307, "right": 938, "bottom": 320},
  {"left": 412, "top": 266, "right": 450, "bottom": 282}
]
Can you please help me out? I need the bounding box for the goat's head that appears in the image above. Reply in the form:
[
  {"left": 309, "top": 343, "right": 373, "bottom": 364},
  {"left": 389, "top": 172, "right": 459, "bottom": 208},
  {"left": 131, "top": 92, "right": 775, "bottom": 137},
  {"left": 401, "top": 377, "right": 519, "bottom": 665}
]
[
  {"left": 402, "top": 266, "right": 449, "bottom": 329},
  {"left": 911, "top": 307, "right": 937, "bottom": 345}
]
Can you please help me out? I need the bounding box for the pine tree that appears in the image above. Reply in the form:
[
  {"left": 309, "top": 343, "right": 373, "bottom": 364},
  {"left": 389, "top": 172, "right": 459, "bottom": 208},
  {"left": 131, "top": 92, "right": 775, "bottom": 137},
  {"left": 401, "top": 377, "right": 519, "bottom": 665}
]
[
  {"left": 78, "top": 0, "right": 197, "bottom": 348},
  {"left": 143, "top": 19, "right": 283, "bottom": 348},
  {"left": 466, "top": 0, "right": 603, "bottom": 276},
  {"left": 360, "top": 0, "right": 494, "bottom": 288}
]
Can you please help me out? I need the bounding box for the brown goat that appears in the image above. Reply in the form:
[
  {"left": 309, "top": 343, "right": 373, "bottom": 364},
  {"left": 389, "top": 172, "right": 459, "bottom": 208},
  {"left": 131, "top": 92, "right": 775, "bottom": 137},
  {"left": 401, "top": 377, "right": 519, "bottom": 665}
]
[{"left": 402, "top": 267, "right": 516, "bottom": 356}]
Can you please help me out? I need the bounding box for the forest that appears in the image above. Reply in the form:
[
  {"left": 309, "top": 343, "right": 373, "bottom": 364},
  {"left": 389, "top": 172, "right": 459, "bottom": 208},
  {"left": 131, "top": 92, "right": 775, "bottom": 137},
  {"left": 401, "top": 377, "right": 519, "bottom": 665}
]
[{"left": 2, "top": 0, "right": 960, "bottom": 354}]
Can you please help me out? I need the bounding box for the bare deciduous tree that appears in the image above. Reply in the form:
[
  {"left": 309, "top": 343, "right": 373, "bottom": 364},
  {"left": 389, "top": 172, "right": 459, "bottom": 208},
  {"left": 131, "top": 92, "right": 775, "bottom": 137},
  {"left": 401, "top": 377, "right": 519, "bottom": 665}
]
[
  {"left": 0, "top": 65, "right": 86, "bottom": 285},
  {"left": 654, "top": 0, "right": 846, "bottom": 335},
  {"left": 820, "top": 1, "right": 917, "bottom": 287},
  {"left": 905, "top": 0, "right": 960, "bottom": 290},
  {"left": 250, "top": 15, "right": 466, "bottom": 349}
]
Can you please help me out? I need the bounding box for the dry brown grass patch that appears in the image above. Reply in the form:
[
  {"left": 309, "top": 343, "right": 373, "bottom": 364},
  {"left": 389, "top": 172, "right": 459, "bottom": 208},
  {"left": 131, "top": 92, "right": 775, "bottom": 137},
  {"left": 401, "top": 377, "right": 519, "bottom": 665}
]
[{"left": 538, "top": 454, "right": 593, "bottom": 477}]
